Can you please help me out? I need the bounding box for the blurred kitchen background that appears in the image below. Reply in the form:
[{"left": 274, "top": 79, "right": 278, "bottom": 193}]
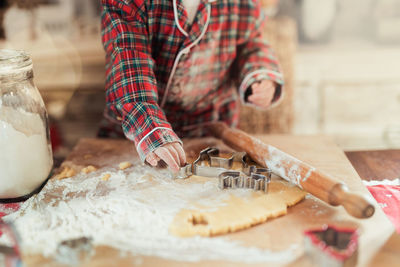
[{"left": 1, "top": 0, "right": 399, "bottom": 161}]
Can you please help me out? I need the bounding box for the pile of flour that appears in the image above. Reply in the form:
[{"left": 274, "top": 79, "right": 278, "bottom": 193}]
[
  {"left": 0, "top": 106, "right": 53, "bottom": 198},
  {"left": 1, "top": 163, "right": 300, "bottom": 264}
]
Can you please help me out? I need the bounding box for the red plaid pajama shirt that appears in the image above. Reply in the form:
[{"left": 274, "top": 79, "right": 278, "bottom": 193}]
[{"left": 101, "top": 0, "right": 284, "bottom": 161}]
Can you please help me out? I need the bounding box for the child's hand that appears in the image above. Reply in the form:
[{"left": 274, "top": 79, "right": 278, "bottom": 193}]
[
  {"left": 145, "top": 142, "right": 186, "bottom": 173},
  {"left": 247, "top": 80, "right": 276, "bottom": 109}
]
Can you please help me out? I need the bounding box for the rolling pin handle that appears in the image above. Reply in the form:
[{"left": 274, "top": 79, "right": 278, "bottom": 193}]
[{"left": 330, "top": 183, "right": 375, "bottom": 219}]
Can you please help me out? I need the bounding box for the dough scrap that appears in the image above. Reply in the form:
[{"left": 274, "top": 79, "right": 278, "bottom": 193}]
[
  {"left": 81, "top": 165, "right": 97, "bottom": 174},
  {"left": 169, "top": 180, "right": 306, "bottom": 237},
  {"left": 119, "top": 162, "right": 133, "bottom": 170},
  {"left": 101, "top": 173, "right": 111, "bottom": 181},
  {"left": 54, "top": 166, "right": 77, "bottom": 180}
]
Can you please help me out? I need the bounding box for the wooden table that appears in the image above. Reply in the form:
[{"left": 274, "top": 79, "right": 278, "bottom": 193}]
[
  {"left": 24, "top": 137, "right": 399, "bottom": 267},
  {"left": 346, "top": 150, "right": 400, "bottom": 181}
]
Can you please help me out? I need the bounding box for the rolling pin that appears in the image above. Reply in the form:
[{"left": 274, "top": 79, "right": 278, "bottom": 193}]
[{"left": 208, "top": 122, "right": 375, "bottom": 219}]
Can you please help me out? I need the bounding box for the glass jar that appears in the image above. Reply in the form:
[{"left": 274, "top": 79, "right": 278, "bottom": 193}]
[{"left": 0, "top": 49, "right": 53, "bottom": 200}]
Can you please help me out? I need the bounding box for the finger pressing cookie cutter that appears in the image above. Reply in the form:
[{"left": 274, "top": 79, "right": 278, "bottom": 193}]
[{"left": 175, "top": 147, "right": 271, "bottom": 193}]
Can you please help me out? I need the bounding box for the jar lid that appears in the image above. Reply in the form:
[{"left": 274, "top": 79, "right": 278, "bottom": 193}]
[
  {"left": 0, "top": 49, "right": 32, "bottom": 74},
  {"left": 0, "top": 49, "right": 33, "bottom": 81}
]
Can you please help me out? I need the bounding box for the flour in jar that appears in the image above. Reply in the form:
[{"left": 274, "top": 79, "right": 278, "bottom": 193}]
[{"left": 0, "top": 106, "right": 53, "bottom": 198}]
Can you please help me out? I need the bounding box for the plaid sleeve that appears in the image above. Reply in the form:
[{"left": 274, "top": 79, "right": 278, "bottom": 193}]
[
  {"left": 101, "top": 0, "right": 181, "bottom": 161},
  {"left": 235, "top": 2, "right": 284, "bottom": 108}
]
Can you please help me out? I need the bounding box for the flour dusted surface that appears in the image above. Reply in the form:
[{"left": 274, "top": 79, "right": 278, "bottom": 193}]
[{"left": 1, "top": 163, "right": 299, "bottom": 264}]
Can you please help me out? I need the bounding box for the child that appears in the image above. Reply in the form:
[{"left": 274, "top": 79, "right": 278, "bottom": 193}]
[{"left": 101, "top": 0, "right": 283, "bottom": 172}]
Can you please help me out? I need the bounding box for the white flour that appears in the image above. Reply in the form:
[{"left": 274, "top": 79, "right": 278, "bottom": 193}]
[
  {"left": 363, "top": 178, "right": 400, "bottom": 186},
  {"left": 1, "top": 163, "right": 300, "bottom": 264},
  {"left": 0, "top": 107, "right": 53, "bottom": 198},
  {"left": 264, "top": 145, "right": 317, "bottom": 188},
  {"left": 265, "top": 146, "right": 305, "bottom": 187}
]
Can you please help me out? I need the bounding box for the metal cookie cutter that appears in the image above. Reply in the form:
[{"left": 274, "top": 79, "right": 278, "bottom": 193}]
[
  {"left": 218, "top": 167, "right": 271, "bottom": 193},
  {"left": 175, "top": 147, "right": 271, "bottom": 193},
  {"left": 304, "top": 225, "right": 359, "bottom": 267}
]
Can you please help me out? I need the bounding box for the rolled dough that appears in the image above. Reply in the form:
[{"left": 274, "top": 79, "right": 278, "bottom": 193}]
[{"left": 169, "top": 179, "right": 306, "bottom": 237}]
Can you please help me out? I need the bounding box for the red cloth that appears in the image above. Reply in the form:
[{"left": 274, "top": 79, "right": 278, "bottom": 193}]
[
  {"left": 0, "top": 203, "right": 20, "bottom": 216},
  {"left": 0, "top": 203, "right": 20, "bottom": 237},
  {"left": 367, "top": 185, "right": 400, "bottom": 233}
]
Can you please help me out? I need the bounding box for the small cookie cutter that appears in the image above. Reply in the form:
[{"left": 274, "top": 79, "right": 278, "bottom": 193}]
[
  {"left": 304, "top": 225, "right": 359, "bottom": 267},
  {"left": 175, "top": 147, "right": 271, "bottom": 193},
  {"left": 219, "top": 167, "right": 270, "bottom": 193}
]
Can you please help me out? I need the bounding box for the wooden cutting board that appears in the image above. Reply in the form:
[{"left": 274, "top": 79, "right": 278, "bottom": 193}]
[{"left": 24, "top": 135, "right": 395, "bottom": 267}]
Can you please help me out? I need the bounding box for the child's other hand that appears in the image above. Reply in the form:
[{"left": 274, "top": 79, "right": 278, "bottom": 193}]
[
  {"left": 247, "top": 80, "right": 276, "bottom": 109},
  {"left": 145, "top": 142, "right": 186, "bottom": 173}
]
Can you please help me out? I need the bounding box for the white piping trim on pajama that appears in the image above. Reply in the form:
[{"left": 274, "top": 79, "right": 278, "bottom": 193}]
[
  {"left": 173, "top": 0, "right": 189, "bottom": 37},
  {"left": 161, "top": 1, "right": 212, "bottom": 108},
  {"left": 136, "top": 127, "right": 176, "bottom": 151},
  {"left": 239, "top": 69, "right": 283, "bottom": 101}
]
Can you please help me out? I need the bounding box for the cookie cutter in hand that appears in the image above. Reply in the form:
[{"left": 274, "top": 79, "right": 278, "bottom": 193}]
[
  {"left": 175, "top": 147, "right": 271, "bottom": 193},
  {"left": 176, "top": 147, "right": 251, "bottom": 178}
]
